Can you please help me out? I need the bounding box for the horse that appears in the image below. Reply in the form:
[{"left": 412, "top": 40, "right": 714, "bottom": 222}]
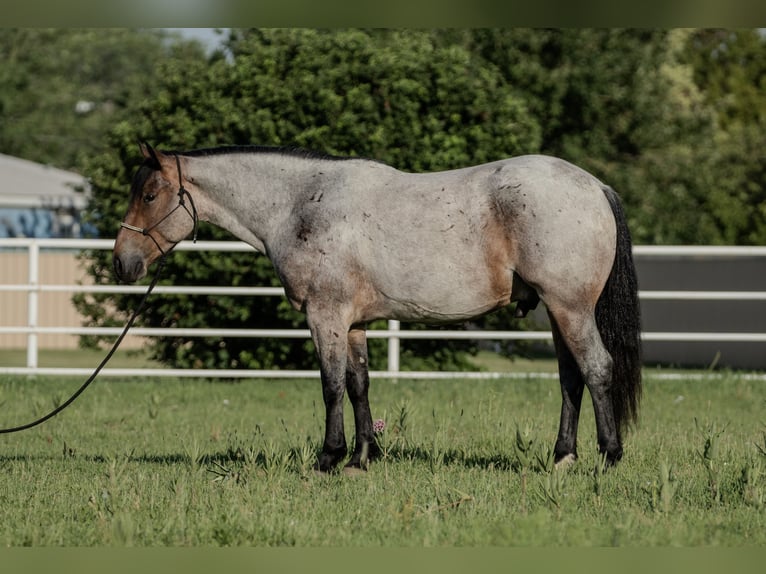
[{"left": 113, "top": 142, "right": 642, "bottom": 472}]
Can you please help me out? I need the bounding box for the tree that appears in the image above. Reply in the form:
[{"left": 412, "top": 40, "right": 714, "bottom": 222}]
[
  {"left": 461, "top": 29, "right": 728, "bottom": 244},
  {"left": 681, "top": 29, "right": 766, "bottom": 245},
  {"left": 0, "top": 29, "right": 208, "bottom": 171}
]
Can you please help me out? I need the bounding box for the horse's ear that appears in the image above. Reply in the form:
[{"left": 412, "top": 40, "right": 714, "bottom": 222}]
[{"left": 139, "top": 141, "right": 161, "bottom": 170}]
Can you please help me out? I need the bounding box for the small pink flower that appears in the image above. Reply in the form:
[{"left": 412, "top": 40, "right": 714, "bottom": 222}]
[{"left": 373, "top": 419, "right": 386, "bottom": 434}]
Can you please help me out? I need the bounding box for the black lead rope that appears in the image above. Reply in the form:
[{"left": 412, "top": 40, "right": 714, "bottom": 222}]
[{"left": 0, "top": 253, "right": 169, "bottom": 435}]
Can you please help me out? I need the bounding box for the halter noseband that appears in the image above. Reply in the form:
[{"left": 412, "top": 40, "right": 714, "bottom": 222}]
[{"left": 120, "top": 154, "right": 199, "bottom": 254}]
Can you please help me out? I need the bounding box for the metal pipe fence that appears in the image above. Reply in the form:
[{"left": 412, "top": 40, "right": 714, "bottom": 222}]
[{"left": 2, "top": 238, "right": 765, "bottom": 378}]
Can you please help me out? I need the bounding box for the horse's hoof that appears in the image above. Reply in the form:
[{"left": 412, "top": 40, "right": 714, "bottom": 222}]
[
  {"left": 554, "top": 453, "right": 577, "bottom": 469},
  {"left": 602, "top": 446, "right": 623, "bottom": 467}
]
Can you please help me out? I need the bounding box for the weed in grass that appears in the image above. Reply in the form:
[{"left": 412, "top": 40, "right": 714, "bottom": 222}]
[
  {"left": 30, "top": 397, "right": 46, "bottom": 418},
  {"left": 658, "top": 459, "right": 678, "bottom": 514},
  {"left": 534, "top": 443, "right": 555, "bottom": 473},
  {"left": 423, "top": 475, "right": 474, "bottom": 519},
  {"left": 591, "top": 453, "right": 609, "bottom": 505},
  {"left": 392, "top": 400, "right": 411, "bottom": 437},
  {"left": 85, "top": 454, "right": 130, "bottom": 532},
  {"left": 104, "top": 452, "right": 132, "bottom": 489},
  {"left": 513, "top": 425, "right": 536, "bottom": 472},
  {"left": 644, "top": 459, "right": 678, "bottom": 513},
  {"left": 373, "top": 415, "right": 393, "bottom": 477},
  {"left": 428, "top": 435, "right": 446, "bottom": 475},
  {"left": 181, "top": 437, "right": 205, "bottom": 472},
  {"left": 293, "top": 437, "right": 319, "bottom": 478},
  {"left": 512, "top": 424, "right": 556, "bottom": 512},
  {"left": 111, "top": 512, "right": 135, "bottom": 546},
  {"left": 740, "top": 424, "right": 766, "bottom": 508},
  {"left": 147, "top": 393, "right": 160, "bottom": 420},
  {"left": 738, "top": 457, "right": 764, "bottom": 508},
  {"left": 513, "top": 425, "right": 535, "bottom": 510},
  {"left": 695, "top": 418, "right": 728, "bottom": 504},
  {"left": 223, "top": 430, "right": 258, "bottom": 466},
  {"left": 62, "top": 440, "right": 76, "bottom": 459},
  {"left": 427, "top": 444, "right": 445, "bottom": 475},
  {"left": 396, "top": 496, "right": 416, "bottom": 534},
  {"left": 87, "top": 489, "right": 112, "bottom": 528},
  {"left": 207, "top": 460, "right": 246, "bottom": 485},
  {"left": 374, "top": 401, "right": 412, "bottom": 472},
  {"left": 263, "top": 439, "right": 293, "bottom": 475},
  {"left": 535, "top": 467, "right": 567, "bottom": 518},
  {"left": 374, "top": 416, "right": 393, "bottom": 463},
  {"left": 755, "top": 424, "right": 766, "bottom": 459},
  {"left": 50, "top": 392, "right": 63, "bottom": 410}
]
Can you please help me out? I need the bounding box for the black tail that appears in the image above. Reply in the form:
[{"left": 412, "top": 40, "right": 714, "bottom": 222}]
[{"left": 596, "top": 186, "right": 642, "bottom": 437}]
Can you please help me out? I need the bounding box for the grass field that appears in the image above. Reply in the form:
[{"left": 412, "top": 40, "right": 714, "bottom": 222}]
[{"left": 1, "top": 368, "right": 765, "bottom": 547}]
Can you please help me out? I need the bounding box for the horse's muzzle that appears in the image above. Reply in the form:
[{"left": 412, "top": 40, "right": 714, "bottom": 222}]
[{"left": 113, "top": 253, "right": 146, "bottom": 283}]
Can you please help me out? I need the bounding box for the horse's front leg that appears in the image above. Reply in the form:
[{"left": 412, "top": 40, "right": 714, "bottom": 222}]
[
  {"left": 345, "top": 327, "right": 381, "bottom": 470},
  {"left": 308, "top": 314, "right": 350, "bottom": 472}
]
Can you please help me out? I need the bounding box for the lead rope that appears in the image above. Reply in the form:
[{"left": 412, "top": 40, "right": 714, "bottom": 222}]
[{"left": 0, "top": 252, "right": 169, "bottom": 434}]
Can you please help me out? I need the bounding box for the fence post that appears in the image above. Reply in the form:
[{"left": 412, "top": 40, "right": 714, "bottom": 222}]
[
  {"left": 26, "top": 240, "right": 39, "bottom": 369},
  {"left": 387, "top": 319, "right": 400, "bottom": 373}
]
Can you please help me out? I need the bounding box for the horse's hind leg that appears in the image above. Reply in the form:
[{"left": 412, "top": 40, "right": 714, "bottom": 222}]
[
  {"left": 546, "top": 303, "right": 622, "bottom": 464},
  {"left": 345, "top": 327, "right": 381, "bottom": 469},
  {"left": 549, "top": 314, "right": 585, "bottom": 466}
]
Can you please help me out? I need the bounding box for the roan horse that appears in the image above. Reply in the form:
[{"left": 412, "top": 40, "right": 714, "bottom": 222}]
[{"left": 113, "top": 143, "right": 642, "bottom": 472}]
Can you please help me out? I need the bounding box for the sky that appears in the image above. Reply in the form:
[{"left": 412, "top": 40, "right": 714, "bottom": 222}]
[{"left": 171, "top": 28, "right": 227, "bottom": 53}]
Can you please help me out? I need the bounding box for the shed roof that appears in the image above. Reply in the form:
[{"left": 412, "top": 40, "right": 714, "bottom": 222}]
[{"left": 0, "top": 153, "right": 90, "bottom": 209}]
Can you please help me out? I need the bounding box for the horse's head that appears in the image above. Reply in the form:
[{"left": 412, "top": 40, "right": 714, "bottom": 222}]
[{"left": 113, "top": 143, "right": 198, "bottom": 283}]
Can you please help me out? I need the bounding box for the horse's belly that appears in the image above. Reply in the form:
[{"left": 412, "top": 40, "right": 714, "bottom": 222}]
[
  {"left": 384, "top": 296, "right": 508, "bottom": 324},
  {"left": 370, "top": 259, "right": 512, "bottom": 324}
]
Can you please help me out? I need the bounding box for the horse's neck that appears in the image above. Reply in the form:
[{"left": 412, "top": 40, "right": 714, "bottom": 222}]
[{"left": 188, "top": 153, "right": 330, "bottom": 253}]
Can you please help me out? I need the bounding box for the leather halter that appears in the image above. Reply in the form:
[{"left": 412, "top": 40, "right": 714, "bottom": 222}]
[{"left": 120, "top": 154, "right": 199, "bottom": 254}]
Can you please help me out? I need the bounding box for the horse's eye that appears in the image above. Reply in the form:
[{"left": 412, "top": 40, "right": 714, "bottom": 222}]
[{"left": 143, "top": 193, "right": 156, "bottom": 204}]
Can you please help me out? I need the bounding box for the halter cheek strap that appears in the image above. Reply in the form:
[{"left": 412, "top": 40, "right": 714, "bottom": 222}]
[{"left": 120, "top": 154, "right": 199, "bottom": 254}]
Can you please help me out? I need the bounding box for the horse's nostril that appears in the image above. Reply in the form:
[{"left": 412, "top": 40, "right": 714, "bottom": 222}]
[
  {"left": 130, "top": 260, "right": 144, "bottom": 280},
  {"left": 113, "top": 256, "right": 124, "bottom": 280}
]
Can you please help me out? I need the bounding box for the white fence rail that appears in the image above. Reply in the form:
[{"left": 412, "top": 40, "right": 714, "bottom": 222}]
[{"left": 1, "top": 238, "right": 766, "bottom": 379}]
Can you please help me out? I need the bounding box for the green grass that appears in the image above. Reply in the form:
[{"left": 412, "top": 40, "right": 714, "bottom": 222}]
[
  {"left": 1, "top": 371, "right": 765, "bottom": 546},
  {"left": 0, "top": 347, "right": 163, "bottom": 369},
  {"left": 0, "top": 346, "right": 713, "bottom": 375}
]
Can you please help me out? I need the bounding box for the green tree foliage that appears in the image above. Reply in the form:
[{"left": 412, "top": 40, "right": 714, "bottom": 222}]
[
  {"left": 463, "top": 29, "right": 766, "bottom": 245},
  {"left": 461, "top": 29, "right": 720, "bottom": 243},
  {"left": 681, "top": 29, "right": 766, "bottom": 245},
  {"left": 0, "top": 28, "right": 207, "bottom": 171}
]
